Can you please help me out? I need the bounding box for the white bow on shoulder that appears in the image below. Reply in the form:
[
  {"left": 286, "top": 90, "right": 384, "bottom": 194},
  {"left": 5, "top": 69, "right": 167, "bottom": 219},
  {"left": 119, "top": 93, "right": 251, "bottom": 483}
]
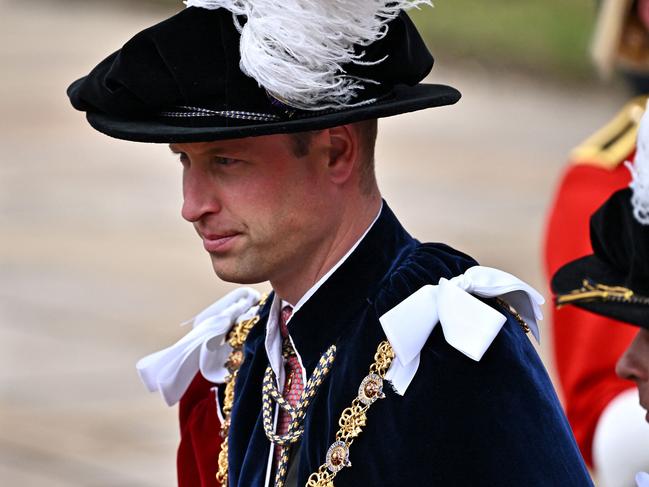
[
  {"left": 136, "top": 287, "right": 261, "bottom": 406},
  {"left": 379, "top": 266, "right": 544, "bottom": 395}
]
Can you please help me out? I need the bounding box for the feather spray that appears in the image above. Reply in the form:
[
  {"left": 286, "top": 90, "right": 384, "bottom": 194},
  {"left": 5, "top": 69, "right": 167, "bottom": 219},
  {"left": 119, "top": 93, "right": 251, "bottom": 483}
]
[
  {"left": 184, "top": 0, "right": 432, "bottom": 110},
  {"left": 627, "top": 101, "right": 649, "bottom": 225}
]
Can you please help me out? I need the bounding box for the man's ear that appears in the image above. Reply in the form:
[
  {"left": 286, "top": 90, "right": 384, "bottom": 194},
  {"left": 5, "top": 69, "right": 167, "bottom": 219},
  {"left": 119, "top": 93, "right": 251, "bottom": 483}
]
[{"left": 326, "top": 124, "right": 359, "bottom": 185}]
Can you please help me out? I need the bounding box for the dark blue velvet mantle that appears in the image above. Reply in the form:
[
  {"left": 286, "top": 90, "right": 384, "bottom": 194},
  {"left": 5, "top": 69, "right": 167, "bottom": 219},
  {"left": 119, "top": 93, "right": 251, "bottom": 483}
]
[{"left": 228, "top": 203, "right": 593, "bottom": 486}]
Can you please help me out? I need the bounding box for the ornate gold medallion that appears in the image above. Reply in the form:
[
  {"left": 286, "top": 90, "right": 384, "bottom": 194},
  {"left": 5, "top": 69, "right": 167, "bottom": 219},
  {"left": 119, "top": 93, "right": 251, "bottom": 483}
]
[
  {"left": 325, "top": 441, "right": 351, "bottom": 473},
  {"left": 225, "top": 349, "right": 244, "bottom": 372},
  {"left": 357, "top": 373, "right": 385, "bottom": 406}
]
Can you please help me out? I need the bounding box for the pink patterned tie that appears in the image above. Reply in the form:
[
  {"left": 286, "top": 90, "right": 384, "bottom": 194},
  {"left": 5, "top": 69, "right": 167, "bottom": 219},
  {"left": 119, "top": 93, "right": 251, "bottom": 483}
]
[{"left": 274, "top": 305, "right": 304, "bottom": 465}]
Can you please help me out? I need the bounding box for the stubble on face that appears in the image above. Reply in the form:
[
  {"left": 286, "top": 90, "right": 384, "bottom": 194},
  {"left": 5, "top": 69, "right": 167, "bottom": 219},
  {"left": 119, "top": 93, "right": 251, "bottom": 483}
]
[{"left": 207, "top": 205, "right": 326, "bottom": 286}]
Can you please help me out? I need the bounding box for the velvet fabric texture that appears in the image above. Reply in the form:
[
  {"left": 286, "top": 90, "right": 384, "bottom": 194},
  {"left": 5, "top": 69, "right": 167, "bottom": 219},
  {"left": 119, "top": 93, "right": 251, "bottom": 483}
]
[
  {"left": 552, "top": 188, "right": 649, "bottom": 328},
  {"left": 178, "top": 373, "right": 224, "bottom": 487},
  {"left": 66, "top": 7, "right": 461, "bottom": 143},
  {"left": 219, "top": 203, "right": 592, "bottom": 486}
]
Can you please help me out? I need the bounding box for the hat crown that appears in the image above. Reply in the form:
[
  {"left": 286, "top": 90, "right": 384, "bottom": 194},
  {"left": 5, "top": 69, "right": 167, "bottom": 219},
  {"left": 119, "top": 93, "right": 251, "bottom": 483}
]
[
  {"left": 590, "top": 187, "right": 649, "bottom": 295},
  {"left": 68, "top": 6, "right": 434, "bottom": 123},
  {"left": 186, "top": 0, "right": 432, "bottom": 110}
]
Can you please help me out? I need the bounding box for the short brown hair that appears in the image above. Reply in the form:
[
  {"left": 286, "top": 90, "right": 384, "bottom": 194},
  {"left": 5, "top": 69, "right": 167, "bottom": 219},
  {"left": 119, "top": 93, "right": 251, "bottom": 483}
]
[{"left": 290, "top": 119, "right": 378, "bottom": 193}]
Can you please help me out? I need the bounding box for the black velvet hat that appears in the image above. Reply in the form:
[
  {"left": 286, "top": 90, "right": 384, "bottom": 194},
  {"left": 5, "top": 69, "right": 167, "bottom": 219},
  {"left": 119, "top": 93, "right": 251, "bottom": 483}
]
[
  {"left": 552, "top": 187, "right": 649, "bottom": 329},
  {"left": 67, "top": 5, "right": 460, "bottom": 143}
]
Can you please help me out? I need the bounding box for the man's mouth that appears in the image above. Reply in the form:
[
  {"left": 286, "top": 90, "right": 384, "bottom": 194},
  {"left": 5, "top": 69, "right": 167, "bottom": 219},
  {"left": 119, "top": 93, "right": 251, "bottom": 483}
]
[{"left": 201, "top": 232, "right": 240, "bottom": 253}]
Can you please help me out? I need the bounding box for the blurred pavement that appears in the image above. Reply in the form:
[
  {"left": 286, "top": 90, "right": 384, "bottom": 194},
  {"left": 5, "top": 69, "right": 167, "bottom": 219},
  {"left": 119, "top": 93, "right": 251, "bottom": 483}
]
[{"left": 1, "top": 1, "right": 627, "bottom": 485}]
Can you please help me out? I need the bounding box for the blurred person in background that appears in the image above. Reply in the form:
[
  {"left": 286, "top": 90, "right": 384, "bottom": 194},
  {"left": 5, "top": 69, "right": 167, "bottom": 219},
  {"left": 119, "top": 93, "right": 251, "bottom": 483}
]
[
  {"left": 551, "top": 102, "right": 649, "bottom": 487},
  {"left": 68, "top": 1, "right": 593, "bottom": 486},
  {"left": 544, "top": 0, "right": 649, "bottom": 485}
]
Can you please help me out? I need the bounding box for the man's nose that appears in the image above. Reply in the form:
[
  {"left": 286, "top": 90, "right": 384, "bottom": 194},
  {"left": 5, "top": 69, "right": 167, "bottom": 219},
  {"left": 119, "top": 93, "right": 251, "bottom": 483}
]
[
  {"left": 181, "top": 168, "right": 220, "bottom": 222},
  {"left": 615, "top": 338, "right": 645, "bottom": 382}
]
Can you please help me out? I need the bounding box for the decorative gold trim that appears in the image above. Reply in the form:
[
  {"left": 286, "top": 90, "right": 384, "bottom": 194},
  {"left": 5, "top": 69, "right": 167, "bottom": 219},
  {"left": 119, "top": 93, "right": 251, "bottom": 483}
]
[
  {"left": 495, "top": 297, "right": 531, "bottom": 334},
  {"left": 570, "top": 96, "right": 647, "bottom": 170},
  {"left": 306, "top": 340, "right": 395, "bottom": 487},
  {"left": 555, "top": 279, "right": 644, "bottom": 307},
  {"left": 215, "top": 294, "right": 267, "bottom": 486}
]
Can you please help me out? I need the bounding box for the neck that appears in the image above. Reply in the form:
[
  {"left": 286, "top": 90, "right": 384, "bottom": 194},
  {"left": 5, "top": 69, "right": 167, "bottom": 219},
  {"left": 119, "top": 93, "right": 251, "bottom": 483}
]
[{"left": 271, "top": 192, "right": 382, "bottom": 305}]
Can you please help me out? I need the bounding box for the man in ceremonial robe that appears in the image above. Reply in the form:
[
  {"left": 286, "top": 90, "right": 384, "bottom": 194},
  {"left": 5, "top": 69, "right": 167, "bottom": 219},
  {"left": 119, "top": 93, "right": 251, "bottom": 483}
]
[{"left": 68, "top": 1, "right": 592, "bottom": 485}]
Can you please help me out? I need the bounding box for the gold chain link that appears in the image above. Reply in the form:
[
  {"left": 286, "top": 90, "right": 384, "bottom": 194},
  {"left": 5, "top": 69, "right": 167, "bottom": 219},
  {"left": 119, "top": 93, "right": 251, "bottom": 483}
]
[{"left": 494, "top": 297, "right": 531, "bottom": 334}]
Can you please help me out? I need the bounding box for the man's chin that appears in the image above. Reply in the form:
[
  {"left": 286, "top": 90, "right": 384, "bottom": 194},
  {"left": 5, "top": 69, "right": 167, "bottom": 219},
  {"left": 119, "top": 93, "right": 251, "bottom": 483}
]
[{"left": 210, "top": 257, "right": 266, "bottom": 285}]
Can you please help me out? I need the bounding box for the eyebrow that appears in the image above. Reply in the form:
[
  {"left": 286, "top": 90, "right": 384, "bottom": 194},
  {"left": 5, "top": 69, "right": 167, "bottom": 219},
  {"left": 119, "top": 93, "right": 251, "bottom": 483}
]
[{"left": 168, "top": 144, "right": 230, "bottom": 155}]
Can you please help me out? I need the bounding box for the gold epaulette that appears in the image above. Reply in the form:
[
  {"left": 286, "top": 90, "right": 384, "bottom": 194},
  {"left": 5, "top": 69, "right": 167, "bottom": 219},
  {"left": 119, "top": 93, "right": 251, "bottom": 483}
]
[{"left": 571, "top": 95, "right": 648, "bottom": 170}]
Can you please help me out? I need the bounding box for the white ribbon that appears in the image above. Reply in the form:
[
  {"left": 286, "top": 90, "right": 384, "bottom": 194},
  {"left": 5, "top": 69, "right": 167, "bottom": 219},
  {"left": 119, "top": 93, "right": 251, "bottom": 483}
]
[
  {"left": 136, "top": 287, "right": 261, "bottom": 406},
  {"left": 379, "top": 266, "right": 544, "bottom": 395}
]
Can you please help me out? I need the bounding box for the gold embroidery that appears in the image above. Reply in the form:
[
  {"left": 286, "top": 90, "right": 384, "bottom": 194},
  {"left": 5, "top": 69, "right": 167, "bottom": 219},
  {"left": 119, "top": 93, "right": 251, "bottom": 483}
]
[
  {"left": 556, "top": 279, "right": 649, "bottom": 306},
  {"left": 215, "top": 294, "right": 267, "bottom": 486},
  {"left": 571, "top": 96, "right": 647, "bottom": 170}
]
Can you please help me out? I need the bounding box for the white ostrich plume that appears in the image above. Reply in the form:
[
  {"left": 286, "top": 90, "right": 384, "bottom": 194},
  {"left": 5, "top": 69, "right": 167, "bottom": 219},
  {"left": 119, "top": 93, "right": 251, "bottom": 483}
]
[
  {"left": 184, "top": 0, "right": 432, "bottom": 110},
  {"left": 626, "top": 100, "right": 649, "bottom": 225}
]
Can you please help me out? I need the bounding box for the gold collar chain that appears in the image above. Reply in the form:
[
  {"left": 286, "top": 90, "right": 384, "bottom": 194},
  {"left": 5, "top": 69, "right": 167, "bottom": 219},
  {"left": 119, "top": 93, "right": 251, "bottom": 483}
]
[
  {"left": 215, "top": 297, "right": 395, "bottom": 487},
  {"left": 215, "top": 294, "right": 267, "bottom": 486},
  {"left": 306, "top": 340, "right": 395, "bottom": 487}
]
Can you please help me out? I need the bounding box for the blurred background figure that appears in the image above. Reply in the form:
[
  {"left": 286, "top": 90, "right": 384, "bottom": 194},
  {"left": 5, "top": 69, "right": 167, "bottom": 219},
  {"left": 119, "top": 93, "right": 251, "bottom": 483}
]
[
  {"left": 545, "top": 1, "right": 649, "bottom": 485},
  {"left": 551, "top": 97, "right": 649, "bottom": 487}
]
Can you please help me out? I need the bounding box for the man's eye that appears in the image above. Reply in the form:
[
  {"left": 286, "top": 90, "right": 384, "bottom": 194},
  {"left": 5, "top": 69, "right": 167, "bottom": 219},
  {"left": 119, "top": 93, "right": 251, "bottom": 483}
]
[
  {"left": 214, "top": 157, "right": 238, "bottom": 166},
  {"left": 178, "top": 153, "right": 189, "bottom": 166}
]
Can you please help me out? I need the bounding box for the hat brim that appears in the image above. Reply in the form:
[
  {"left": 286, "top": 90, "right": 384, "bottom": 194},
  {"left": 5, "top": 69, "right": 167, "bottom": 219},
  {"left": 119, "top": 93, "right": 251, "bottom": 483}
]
[
  {"left": 86, "top": 83, "right": 460, "bottom": 143},
  {"left": 551, "top": 255, "right": 649, "bottom": 329}
]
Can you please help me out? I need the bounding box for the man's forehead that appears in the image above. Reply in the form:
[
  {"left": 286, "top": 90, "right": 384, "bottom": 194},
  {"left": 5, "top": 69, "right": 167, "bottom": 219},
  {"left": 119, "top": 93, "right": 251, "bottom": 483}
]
[
  {"left": 169, "top": 141, "right": 229, "bottom": 154},
  {"left": 168, "top": 134, "right": 293, "bottom": 155}
]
